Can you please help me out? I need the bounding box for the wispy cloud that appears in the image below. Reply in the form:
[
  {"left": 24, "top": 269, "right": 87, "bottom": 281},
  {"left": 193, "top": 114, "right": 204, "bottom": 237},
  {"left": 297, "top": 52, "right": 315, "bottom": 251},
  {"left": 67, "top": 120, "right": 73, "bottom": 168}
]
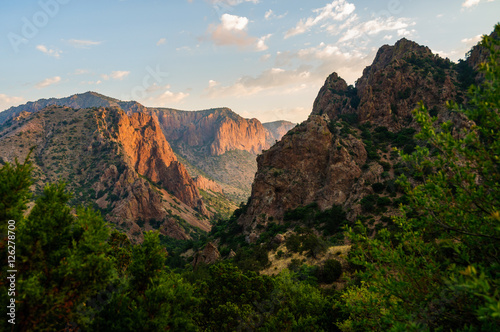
[
  {"left": 73, "top": 69, "right": 89, "bottom": 75},
  {"left": 462, "top": 0, "right": 495, "bottom": 8},
  {"left": 285, "top": 0, "right": 356, "bottom": 39},
  {"left": 339, "top": 16, "right": 415, "bottom": 43},
  {"left": 462, "top": 0, "right": 481, "bottom": 8},
  {"left": 101, "top": 71, "right": 130, "bottom": 80},
  {"left": 66, "top": 39, "right": 102, "bottom": 48},
  {"left": 36, "top": 76, "right": 61, "bottom": 89},
  {"left": 142, "top": 85, "right": 189, "bottom": 106},
  {"left": 205, "top": 66, "right": 313, "bottom": 98},
  {"left": 36, "top": 45, "right": 62, "bottom": 58},
  {"left": 156, "top": 38, "right": 166, "bottom": 46},
  {"left": 264, "top": 9, "right": 287, "bottom": 20},
  {"left": 0, "top": 94, "right": 25, "bottom": 111}
]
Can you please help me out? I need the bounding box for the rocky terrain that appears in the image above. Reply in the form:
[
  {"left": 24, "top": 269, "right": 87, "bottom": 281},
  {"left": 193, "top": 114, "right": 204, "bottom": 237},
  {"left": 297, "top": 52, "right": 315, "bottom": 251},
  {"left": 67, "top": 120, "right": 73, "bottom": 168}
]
[
  {"left": 0, "top": 105, "right": 211, "bottom": 242},
  {"left": 1, "top": 94, "right": 294, "bottom": 204},
  {"left": 238, "top": 37, "right": 480, "bottom": 240}
]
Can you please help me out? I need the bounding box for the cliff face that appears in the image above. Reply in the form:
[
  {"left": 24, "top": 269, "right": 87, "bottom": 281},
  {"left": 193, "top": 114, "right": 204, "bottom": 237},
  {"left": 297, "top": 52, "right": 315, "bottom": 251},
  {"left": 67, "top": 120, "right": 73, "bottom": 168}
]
[
  {"left": 193, "top": 175, "right": 223, "bottom": 194},
  {"left": 240, "top": 115, "right": 366, "bottom": 228},
  {"left": 312, "top": 38, "right": 460, "bottom": 130},
  {"left": 239, "top": 37, "right": 475, "bottom": 238},
  {"left": 109, "top": 111, "right": 206, "bottom": 214},
  {"left": 0, "top": 105, "right": 210, "bottom": 242},
  {"left": 1, "top": 94, "right": 295, "bottom": 205},
  {"left": 146, "top": 108, "right": 269, "bottom": 156}
]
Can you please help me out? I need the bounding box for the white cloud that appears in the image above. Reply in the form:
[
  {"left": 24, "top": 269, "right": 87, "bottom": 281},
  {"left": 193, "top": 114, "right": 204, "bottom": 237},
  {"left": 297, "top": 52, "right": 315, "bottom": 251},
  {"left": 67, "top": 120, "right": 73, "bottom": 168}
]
[
  {"left": 66, "top": 39, "right": 102, "bottom": 48},
  {"left": 101, "top": 71, "right": 130, "bottom": 80},
  {"left": 462, "top": 34, "right": 482, "bottom": 45},
  {"left": 462, "top": 0, "right": 481, "bottom": 7},
  {"left": 36, "top": 45, "right": 62, "bottom": 58},
  {"left": 285, "top": 0, "right": 356, "bottom": 38},
  {"left": 462, "top": 0, "right": 496, "bottom": 8},
  {"left": 143, "top": 87, "right": 189, "bottom": 106},
  {"left": 256, "top": 34, "right": 272, "bottom": 51},
  {"left": 205, "top": 66, "right": 313, "bottom": 98},
  {"left": 156, "top": 38, "right": 166, "bottom": 46},
  {"left": 207, "top": 13, "right": 269, "bottom": 51},
  {"left": 0, "top": 94, "right": 25, "bottom": 111},
  {"left": 36, "top": 76, "right": 61, "bottom": 89},
  {"left": 339, "top": 17, "right": 415, "bottom": 43},
  {"left": 221, "top": 13, "right": 249, "bottom": 30},
  {"left": 383, "top": 35, "right": 393, "bottom": 40}
]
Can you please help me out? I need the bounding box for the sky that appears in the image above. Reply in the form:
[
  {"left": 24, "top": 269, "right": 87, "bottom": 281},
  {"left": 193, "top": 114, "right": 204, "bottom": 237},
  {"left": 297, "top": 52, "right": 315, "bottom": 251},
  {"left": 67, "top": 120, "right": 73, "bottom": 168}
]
[{"left": 0, "top": 0, "right": 499, "bottom": 123}]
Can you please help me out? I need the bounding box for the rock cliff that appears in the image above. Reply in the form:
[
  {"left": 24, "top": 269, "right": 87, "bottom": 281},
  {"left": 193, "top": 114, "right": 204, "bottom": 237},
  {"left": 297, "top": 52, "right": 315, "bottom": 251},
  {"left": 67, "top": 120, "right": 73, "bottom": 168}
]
[
  {"left": 238, "top": 37, "right": 479, "bottom": 238},
  {"left": 0, "top": 105, "right": 210, "bottom": 242}
]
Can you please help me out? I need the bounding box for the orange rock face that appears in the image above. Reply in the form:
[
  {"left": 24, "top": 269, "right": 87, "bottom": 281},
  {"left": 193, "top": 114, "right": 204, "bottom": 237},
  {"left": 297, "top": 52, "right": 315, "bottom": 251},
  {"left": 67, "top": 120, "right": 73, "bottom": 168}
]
[
  {"left": 193, "top": 175, "right": 223, "bottom": 194},
  {"left": 147, "top": 108, "right": 270, "bottom": 156},
  {"left": 102, "top": 109, "right": 208, "bottom": 215}
]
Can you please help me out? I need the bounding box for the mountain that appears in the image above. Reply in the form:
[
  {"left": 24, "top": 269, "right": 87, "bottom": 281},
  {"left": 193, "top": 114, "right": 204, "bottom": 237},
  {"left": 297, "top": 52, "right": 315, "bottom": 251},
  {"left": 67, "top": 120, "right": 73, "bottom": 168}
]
[
  {"left": 0, "top": 105, "right": 210, "bottom": 242},
  {"left": 263, "top": 120, "right": 296, "bottom": 146},
  {"left": 1, "top": 93, "right": 295, "bottom": 203},
  {"left": 237, "top": 37, "right": 480, "bottom": 240}
]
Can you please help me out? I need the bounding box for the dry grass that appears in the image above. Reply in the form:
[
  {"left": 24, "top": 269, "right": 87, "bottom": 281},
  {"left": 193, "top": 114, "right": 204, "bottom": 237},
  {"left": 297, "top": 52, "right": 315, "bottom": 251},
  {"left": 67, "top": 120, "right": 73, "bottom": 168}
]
[{"left": 260, "top": 243, "right": 351, "bottom": 277}]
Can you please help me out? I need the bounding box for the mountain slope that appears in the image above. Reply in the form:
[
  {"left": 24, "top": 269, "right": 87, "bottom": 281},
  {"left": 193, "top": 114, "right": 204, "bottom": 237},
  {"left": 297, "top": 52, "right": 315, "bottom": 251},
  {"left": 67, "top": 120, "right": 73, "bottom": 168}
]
[
  {"left": 238, "top": 37, "right": 479, "bottom": 240},
  {"left": 1, "top": 93, "right": 295, "bottom": 204},
  {"left": 0, "top": 105, "right": 210, "bottom": 242}
]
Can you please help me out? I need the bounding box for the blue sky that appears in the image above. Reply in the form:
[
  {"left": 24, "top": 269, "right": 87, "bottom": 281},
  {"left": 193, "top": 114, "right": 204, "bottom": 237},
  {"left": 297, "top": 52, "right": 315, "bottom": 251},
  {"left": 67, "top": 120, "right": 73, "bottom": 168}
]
[{"left": 1, "top": 0, "right": 498, "bottom": 123}]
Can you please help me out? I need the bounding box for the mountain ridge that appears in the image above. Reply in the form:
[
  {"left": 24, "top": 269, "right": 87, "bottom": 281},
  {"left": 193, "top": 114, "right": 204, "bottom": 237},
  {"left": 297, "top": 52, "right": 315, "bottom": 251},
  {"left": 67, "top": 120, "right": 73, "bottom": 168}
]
[{"left": 237, "top": 36, "right": 481, "bottom": 240}]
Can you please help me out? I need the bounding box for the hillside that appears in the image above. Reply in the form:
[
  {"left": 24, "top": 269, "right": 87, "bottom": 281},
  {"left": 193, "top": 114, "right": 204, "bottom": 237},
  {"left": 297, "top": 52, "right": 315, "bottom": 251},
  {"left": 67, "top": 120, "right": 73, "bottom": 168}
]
[
  {"left": 1, "top": 95, "right": 294, "bottom": 204},
  {"left": 0, "top": 105, "right": 211, "bottom": 242},
  {"left": 237, "top": 37, "right": 479, "bottom": 240}
]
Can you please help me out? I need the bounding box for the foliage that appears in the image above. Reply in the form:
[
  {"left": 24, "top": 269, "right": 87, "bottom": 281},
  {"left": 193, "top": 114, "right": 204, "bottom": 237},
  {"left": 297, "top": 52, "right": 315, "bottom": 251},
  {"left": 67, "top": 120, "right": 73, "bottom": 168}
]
[
  {"left": 195, "top": 262, "right": 274, "bottom": 331},
  {"left": 0, "top": 171, "right": 115, "bottom": 331},
  {"left": 338, "top": 25, "right": 500, "bottom": 331},
  {"left": 91, "top": 231, "right": 199, "bottom": 331}
]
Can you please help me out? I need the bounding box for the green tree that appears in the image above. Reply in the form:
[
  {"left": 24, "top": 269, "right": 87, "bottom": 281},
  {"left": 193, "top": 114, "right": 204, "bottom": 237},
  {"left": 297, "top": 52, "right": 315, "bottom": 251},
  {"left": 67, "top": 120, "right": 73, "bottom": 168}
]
[
  {"left": 91, "top": 231, "right": 199, "bottom": 331},
  {"left": 15, "top": 183, "right": 116, "bottom": 331},
  {"left": 338, "top": 25, "right": 500, "bottom": 331}
]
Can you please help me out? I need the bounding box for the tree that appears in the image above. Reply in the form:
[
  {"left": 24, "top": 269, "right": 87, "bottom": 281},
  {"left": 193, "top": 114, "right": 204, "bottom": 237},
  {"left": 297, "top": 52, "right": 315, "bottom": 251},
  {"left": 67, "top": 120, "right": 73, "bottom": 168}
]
[
  {"left": 91, "top": 231, "right": 199, "bottom": 331},
  {"left": 338, "top": 25, "right": 500, "bottom": 331}
]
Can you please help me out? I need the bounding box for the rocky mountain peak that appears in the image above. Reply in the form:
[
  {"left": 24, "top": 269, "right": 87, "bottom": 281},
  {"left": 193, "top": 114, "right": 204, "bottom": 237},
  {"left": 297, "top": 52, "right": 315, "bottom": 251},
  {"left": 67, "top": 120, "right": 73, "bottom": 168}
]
[{"left": 238, "top": 37, "right": 475, "bottom": 239}]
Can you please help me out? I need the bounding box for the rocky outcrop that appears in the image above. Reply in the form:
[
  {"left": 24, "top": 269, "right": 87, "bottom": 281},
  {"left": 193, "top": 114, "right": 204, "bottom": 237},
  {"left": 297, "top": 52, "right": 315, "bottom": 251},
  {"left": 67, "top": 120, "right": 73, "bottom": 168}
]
[
  {"left": 96, "top": 109, "right": 208, "bottom": 215},
  {"left": 239, "top": 37, "right": 475, "bottom": 237},
  {"left": 239, "top": 115, "right": 366, "bottom": 231},
  {"left": 312, "top": 38, "right": 460, "bottom": 131},
  {"left": 192, "top": 242, "right": 221, "bottom": 266},
  {"left": 193, "top": 175, "right": 223, "bottom": 194}
]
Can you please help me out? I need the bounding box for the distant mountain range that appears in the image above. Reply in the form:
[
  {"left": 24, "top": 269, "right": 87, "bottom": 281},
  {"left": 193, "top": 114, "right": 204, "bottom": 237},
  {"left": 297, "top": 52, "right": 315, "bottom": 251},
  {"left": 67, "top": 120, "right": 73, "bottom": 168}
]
[{"left": 0, "top": 93, "right": 294, "bottom": 241}]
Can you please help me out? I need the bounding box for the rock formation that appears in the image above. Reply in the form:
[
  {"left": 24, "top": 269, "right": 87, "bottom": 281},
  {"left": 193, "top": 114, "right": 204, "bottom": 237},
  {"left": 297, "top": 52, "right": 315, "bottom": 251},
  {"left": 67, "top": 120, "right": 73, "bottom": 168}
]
[{"left": 238, "top": 37, "right": 480, "bottom": 237}]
